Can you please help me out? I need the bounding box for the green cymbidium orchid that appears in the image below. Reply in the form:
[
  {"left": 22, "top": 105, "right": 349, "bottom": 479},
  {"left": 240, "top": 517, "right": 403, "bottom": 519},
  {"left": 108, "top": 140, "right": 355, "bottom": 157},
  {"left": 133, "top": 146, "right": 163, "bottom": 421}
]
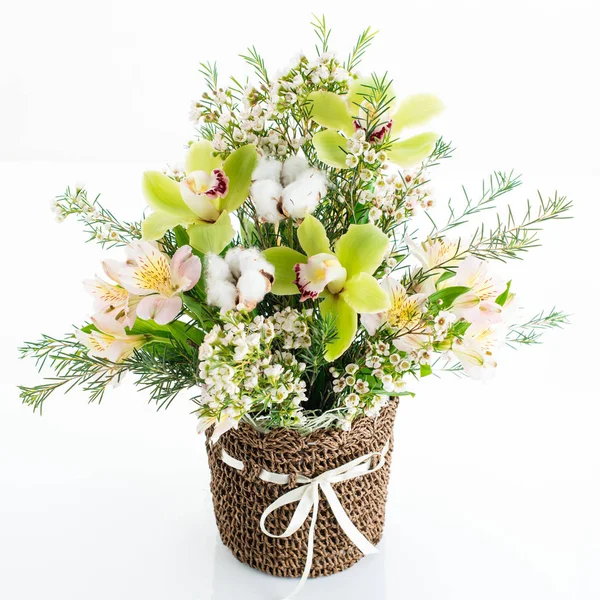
[
  {"left": 141, "top": 141, "right": 257, "bottom": 254},
  {"left": 263, "top": 215, "right": 391, "bottom": 361},
  {"left": 308, "top": 78, "right": 443, "bottom": 169}
]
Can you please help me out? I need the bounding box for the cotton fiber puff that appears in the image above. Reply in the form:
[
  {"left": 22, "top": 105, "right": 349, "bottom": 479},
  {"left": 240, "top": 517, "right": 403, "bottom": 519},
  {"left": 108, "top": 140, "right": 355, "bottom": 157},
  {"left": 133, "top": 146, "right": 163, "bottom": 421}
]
[
  {"left": 252, "top": 157, "right": 283, "bottom": 182},
  {"left": 281, "top": 154, "right": 309, "bottom": 187},
  {"left": 250, "top": 179, "right": 284, "bottom": 224},
  {"left": 281, "top": 169, "right": 328, "bottom": 219}
]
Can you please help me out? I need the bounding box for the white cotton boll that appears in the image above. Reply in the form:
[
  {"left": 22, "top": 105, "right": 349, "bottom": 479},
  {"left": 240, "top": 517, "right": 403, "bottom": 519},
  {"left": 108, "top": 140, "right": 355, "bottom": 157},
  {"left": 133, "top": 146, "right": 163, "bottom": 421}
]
[
  {"left": 205, "top": 254, "right": 234, "bottom": 283},
  {"left": 281, "top": 154, "right": 309, "bottom": 187},
  {"left": 237, "top": 270, "right": 270, "bottom": 310},
  {"left": 206, "top": 279, "right": 238, "bottom": 311},
  {"left": 250, "top": 180, "right": 284, "bottom": 223},
  {"left": 252, "top": 157, "right": 283, "bottom": 182},
  {"left": 223, "top": 247, "right": 245, "bottom": 279},
  {"left": 281, "top": 169, "right": 328, "bottom": 219}
]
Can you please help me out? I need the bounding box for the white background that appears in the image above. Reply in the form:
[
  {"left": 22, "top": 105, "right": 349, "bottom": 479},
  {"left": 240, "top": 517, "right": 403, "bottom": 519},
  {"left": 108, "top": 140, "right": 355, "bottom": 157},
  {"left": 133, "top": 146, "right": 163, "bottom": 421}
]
[{"left": 1, "top": 1, "right": 599, "bottom": 598}]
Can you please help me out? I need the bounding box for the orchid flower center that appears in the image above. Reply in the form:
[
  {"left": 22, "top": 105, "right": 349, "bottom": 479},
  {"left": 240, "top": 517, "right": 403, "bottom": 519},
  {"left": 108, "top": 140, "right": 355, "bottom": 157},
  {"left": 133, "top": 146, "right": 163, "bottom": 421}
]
[{"left": 294, "top": 253, "right": 347, "bottom": 302}]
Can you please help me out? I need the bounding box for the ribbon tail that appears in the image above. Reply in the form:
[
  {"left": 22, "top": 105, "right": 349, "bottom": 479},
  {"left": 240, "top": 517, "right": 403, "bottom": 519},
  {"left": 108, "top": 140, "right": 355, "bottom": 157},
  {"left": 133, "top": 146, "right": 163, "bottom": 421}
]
[
  {"left": 281, "top": 485, "right": 319, "bottom": 600},
  {"left": 320, "top": 482, "right": 378, "bottom": 557}
]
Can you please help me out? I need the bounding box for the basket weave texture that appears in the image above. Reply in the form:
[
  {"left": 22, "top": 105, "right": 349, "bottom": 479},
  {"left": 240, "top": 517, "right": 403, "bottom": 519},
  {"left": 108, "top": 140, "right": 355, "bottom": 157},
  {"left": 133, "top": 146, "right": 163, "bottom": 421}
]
[{"left": 205, "top": 399, "right": 398, "bottom": 578}]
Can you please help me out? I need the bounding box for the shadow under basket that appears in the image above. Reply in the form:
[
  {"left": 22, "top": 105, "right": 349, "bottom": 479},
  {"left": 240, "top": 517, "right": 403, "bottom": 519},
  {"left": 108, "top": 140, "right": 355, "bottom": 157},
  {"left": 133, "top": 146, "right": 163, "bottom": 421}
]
[{"left": 205, "top": 399, "right": 399, "bottom": 579}]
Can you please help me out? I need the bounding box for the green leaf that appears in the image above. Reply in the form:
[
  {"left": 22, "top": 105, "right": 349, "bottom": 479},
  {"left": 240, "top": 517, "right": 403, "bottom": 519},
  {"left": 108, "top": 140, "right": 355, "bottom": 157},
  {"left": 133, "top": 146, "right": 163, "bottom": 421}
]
[
  {"left": 187, "top": 211, "right": 235, "bottom": 254},
  {"left": 142, "top": 211, "right": 192, "bottom": 241},
  {"left": 142, "top": 171, "right": 195, "bottom": 218},
  {"left": 496, "top": 280, "right": 512, "bottom": 306},
  {"left": 297, "top": 214, "right": 331, "bottom": 256},
  {"left": 222, "top": 144, "right": 258, "bottom": 212},
  {"left": 183, "top": 294, "right": 208, "bottom": 328},
  {"left": 185, "top": 140, "right": 222, "bottom": 174},
  {"left": 387, "top": 132, "right": 439, "bottom": 167},
  {"left": 371, "top": 390, "right": 416, "bottom": 397},
  {"left": 391, "top": 94, "right": 444, "bottom": 135},
  {"left": 334, "top": 223, "right": 389, "bottom": 278},
  {"left": 435, "top": 270, "right": 456, "bottom": 288},
  {"left": 167, "top": 321, "right": 204, "bottom": 347},
  {"left": 312, "top": 130, "right": 348, "bottom": 169},
  {"left": 262, "top": 247, "right": 307, "bottom": 295},
  {"left": 420, "top": 364, "right": 432, "bottom": 377},
  {"left": 321, "top": 295, "right": 357, "bottom": 361},
  {"left": 341, "top": 273, "right": 390, "bottom": 313},
  {"left": 428, "top": 286, "right": 471, "bottom": 309},
  {"left": 308, "top": 91, "right": 355, "bottom": 136},
  {"left": 173, "top": 225, "right": 190, "bottom": 247},
  {"left": 452, "top": 320, "right": 471, "bottom": 336}
]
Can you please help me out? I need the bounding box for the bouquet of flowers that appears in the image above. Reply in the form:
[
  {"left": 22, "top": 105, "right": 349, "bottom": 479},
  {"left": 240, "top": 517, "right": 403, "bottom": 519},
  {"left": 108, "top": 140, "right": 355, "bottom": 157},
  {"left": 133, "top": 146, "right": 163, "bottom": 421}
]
[{"left": 19, "top": 16, "right": 570, "bottom": 593}]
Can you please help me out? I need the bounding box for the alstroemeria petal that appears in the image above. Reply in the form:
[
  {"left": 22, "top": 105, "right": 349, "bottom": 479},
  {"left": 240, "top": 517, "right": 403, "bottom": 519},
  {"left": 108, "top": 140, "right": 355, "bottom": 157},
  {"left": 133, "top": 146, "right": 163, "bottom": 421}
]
[
  {"left": 308, "top": 91, "right": 355, "bottom": 136},
  {"left": 262, "top": 247, "right": 307, "bottom": 295},
  {"left": 222, "top": 144, "right": 258, "bottom": 212},
  {"left": 170, "top": 245, "right": 202, "bottom": 292},
  {"left": 142, "top": 210, "right": 192, "bottom": 241},
  {"left": 312, "top": 130, "right": 348, "bottom": 169},
  {"left": 391, "top": 94, "right": 445, "bottom": 136},
  {"left": 334, "top": 223, "right": 389, "bottom": 278},
  {"left": 297, "top": 214, "right": 331, "bottom": 256},
  {"left": 187, "top": 210, "right": 235, "bottom": 255},
  {"left": 321, "top": 295, "right": 357, "bottom": 362},
  {"left": 387, "top": 132, "right": 439, "bottom": 167},
  {"left": 143, "top": 171, "right": 195, "bottom": 218},
  {"left": 341, "top": 273, "right": 391, "bottom": 314},
  {"left": 137, "top": 294, "right": 182, "bottom": 325},
  {"left": 186, "top": 140, "right": 222, "bottom": 174}
]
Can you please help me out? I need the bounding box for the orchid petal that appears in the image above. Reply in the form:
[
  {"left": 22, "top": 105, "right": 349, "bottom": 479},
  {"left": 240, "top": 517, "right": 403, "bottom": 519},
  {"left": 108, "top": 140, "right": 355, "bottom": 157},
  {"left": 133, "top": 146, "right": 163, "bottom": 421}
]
[
  {"left": 180, "top": 175, "right": 222, "bottom": 222},
  {"left": 143, "top": 171, "right": 196, "bottom": 218},
  {"left": 312, "top": 130, "right": 348, "bottom": 169},
  {"left": 187, "top": 210, "right": 235, "bottom": 255},
  {"left": 387, "top": 132, "right": 439, "bottom": 167},
  {"left": 262, "top": 247, "right": 307, "bottom": 295},
  {"left": 334, "top": 223, "right": 389, "bottom": 278},
  {"left": 297, "top": 214, "right": 331, "bottom": 256},
  {"left": 341, "top": 273, "right": 391, "bottom": 314},
  {"left": 186, "top": 140, "right": 222, "bottom": 174},
  {"left": 321, "top": 295, "right": 357, "bottom": 362},
  {"left": 222, "top": 144, "right": 258, "bottom": 212},
  {"left": 308, "top": 91, "right": 355, "bottom": 136},
  {"left": 294, "top": 253, "right": 346, "bottom": 301},
  {"left": 137, "top": 295, "right": 182, "bottom": 325},
  {"left": 142, "top": 210, "right": 193, "bottom": 241},
  {"left": 391, "top": 94, "right": 445, "bottom": 136}
]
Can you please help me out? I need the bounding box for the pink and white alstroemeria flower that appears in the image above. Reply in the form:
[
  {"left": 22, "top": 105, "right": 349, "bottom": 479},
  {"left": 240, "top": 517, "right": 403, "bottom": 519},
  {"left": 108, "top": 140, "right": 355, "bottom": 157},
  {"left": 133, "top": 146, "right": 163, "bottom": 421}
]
[
  {"left": 76, "top": 314, "right": 147, "bottom": 363},
  {"left": 180, "top": 169, "right": 229, "bottom": 222},
  {"left": 293, "top": 253, "right": 347, "bottom": 302},
  {"left": 106, "top": 242, "right": 201, "bottom": 325},
  {"left": 448, "top": 256, "right": 506, "bottom": 325},
  {"left": 405, "top": 235, "right": 461, "bottom": 294},
  {"left": 361, "top": 277, "right": 428, "bottom": 336},
  {"left": 84, "top": 266, "right": 141, "bottom": 328},
  {"left": 452, "top": 323, "right": 506, "bottom": 380}
]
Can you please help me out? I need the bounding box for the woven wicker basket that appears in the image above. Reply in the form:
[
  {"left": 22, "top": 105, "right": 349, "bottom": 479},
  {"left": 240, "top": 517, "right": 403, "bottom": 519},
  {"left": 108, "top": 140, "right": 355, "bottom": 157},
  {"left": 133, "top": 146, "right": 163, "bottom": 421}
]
[{"left": 205, "top": 399, "right": 399, "bottom": 578}]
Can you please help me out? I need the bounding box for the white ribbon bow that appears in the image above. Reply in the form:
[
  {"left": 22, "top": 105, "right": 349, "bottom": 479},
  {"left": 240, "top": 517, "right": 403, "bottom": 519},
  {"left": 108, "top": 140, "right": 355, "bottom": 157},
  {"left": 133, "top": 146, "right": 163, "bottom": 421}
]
[{"left": 221, "top": 441, "right": 390, "bottom": 600}]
